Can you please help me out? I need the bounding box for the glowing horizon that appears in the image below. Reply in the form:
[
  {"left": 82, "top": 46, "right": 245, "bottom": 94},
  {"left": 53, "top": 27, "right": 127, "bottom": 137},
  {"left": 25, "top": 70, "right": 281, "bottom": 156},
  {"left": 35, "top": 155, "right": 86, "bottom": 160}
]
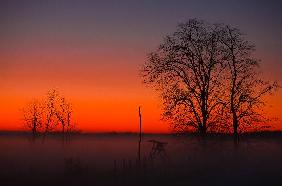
[{"left": 0, "top": 0, "right": 281, "bottom": 133}]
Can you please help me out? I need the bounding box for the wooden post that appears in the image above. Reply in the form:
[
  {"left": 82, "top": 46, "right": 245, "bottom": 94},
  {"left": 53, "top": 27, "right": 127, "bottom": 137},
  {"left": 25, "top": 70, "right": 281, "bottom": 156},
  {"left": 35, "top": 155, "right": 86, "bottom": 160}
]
[
  {"left": 138, "top": 106, "right": 142, "bottom": 166},
  {"left": 138, "top": 106, "right": 142, "bottom": 142}
]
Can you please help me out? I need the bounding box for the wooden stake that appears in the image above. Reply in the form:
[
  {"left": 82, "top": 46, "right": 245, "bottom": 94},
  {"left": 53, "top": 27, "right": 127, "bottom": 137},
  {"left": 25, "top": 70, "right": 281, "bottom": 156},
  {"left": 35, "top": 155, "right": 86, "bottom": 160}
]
[
  {"left": 138, "top": 106, "right": 142, "bottom": 142},
  {"left": 138, "top": 106, "right": 142, "bottom": 165}
]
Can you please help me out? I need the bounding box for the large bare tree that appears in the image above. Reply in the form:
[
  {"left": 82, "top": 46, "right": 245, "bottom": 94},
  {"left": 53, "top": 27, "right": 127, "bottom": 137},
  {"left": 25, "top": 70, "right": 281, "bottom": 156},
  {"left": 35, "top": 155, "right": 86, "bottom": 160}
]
[
  {"left": 141, "top": 19, "right": 227, "bottom": 134},
  {"left": 141, "top": 19, "right": 279, "bottom": 135}
]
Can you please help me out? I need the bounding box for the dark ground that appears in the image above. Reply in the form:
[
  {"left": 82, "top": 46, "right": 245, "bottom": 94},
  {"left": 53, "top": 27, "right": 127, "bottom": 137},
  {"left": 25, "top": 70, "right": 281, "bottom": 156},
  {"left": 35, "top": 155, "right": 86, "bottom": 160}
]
[{"left": 0, "top": 132, "right": 282, "bottom": 186}]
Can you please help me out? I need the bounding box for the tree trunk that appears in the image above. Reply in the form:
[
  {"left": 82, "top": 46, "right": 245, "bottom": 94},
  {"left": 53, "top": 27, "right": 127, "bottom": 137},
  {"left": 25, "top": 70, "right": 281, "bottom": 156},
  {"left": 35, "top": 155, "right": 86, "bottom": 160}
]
[
  {"left": 32, "top": 126, "right": 36, "bottom": 137},
  {"left": 233, "top": 118, "right": 238, "bottom": 136},
  {"left": 199, "top": 124, "right": 207, "bottom": 135},
  {"left": 232, "top": 112, "right": 239, "bottom": 144},
  {"left": 62, "top": 123, "right": 65, "bottom": 134},
  {"left": 32, "top": 117, "right": 37, "bottom": 137}
]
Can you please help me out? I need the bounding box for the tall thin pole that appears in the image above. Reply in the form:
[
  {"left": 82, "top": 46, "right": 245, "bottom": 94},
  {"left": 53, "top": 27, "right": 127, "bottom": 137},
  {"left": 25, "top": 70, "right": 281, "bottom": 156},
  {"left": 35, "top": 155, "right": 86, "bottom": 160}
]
[
  {"left": 138, "top": 106, "right": 142, "bottom": 165},
  {"left": 138, "top": 106, "right": 142, "bottom": 142}
]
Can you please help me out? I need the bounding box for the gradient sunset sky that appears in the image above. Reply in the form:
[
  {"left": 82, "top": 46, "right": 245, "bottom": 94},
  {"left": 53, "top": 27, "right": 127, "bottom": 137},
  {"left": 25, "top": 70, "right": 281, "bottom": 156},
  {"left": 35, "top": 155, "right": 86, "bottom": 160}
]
[{"left": 1, "top": 0, "right": 282, "bottom": 132}]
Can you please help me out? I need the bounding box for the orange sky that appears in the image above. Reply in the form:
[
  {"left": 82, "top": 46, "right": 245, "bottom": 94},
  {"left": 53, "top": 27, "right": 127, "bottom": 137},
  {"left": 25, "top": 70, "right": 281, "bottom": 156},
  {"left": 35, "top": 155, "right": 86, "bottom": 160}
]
[
  {"left": 0, "top": 0, "right": 281, "bottom": 132},
  {"left": 0, "top": 50, "right": 281, "bottom": 133},
  {"left": 0, "top": 51, "right": 168, "bottom": 133}
]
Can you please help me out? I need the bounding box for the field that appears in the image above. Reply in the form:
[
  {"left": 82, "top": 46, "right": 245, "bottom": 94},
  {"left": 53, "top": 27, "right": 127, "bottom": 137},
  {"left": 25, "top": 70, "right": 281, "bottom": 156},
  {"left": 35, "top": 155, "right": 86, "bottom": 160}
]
[{"left": 0, "top": 132, "right": 282, "bottom": 186}]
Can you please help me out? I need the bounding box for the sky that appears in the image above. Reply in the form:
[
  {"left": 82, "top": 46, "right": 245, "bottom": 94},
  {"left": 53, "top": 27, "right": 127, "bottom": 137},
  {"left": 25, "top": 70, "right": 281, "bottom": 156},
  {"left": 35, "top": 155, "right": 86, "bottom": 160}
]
[{"left": 0, "top": 0, "right": 282, "bottom": 132}]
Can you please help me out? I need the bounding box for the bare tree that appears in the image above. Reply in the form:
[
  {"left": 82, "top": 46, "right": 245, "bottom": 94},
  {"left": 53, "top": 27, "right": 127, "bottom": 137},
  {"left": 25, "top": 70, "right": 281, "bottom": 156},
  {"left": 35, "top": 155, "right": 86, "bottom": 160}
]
[
  {"left": 43, "top": 89, "right": 60, "bottom": 135},
  {"left": 141, "top": 19, "right": 227, "bottom": 134},
  {"left": 22, "top": 89, "right": 76, "bottom": 138},
  {"left": 65, "top": 101, "right": 73, "bottom": 133},
  {"left": 219, "top": 25, "right": 279, "bottom": 138},
  {"left": 56, "top": 96, "right": 73, "bottom": 134},
  {"left": 22, "top": 99, "right": 43, "bottom": 137},
  {"left": 44, "top": 89, "right": 76, "bottom": 135},
  {"left": 141, "top": 19, "right": 279, "bottom": 135}
]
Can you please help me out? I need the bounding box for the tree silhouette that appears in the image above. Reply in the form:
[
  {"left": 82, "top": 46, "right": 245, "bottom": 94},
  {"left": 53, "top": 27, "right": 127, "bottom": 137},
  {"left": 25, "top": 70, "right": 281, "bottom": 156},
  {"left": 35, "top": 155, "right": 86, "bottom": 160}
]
[
  {"left": 22, "top": 99, "right": 43, "bottom": 137},
  {"left": 219, "top": 25, "right": 279, "bottom": 138},
  {"left": 141, "top": 18, "right": 279, "bottom": 135},
  {"left": 43, "top": 89, "right": 59, "bottom": 135},
  {"left": 22, "top": 89, "right": 76, "bottom": 136},
  {"left": 56, "top": 96, "right": 73, "bottom": 134},
  {"left": 141, "top": 19, "right": 227, "bottom": 134}
]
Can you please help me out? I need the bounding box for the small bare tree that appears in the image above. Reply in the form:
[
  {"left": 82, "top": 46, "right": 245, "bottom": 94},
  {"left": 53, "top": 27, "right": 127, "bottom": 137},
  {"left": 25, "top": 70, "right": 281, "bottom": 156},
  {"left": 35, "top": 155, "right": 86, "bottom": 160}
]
[
  {"left": 22, "top": 99, "right": 43, "bottom": 137},
  {"left": 43, "top": 89, "right": 60, "bottom": 135},
  {"left": 22, "top": 89, "right": 76, "bottom": 138},
  {"left": 65, "top": 101, "right": 73, "bottom": 133},
  {"left": 56, "top": 96, "right": 73, "bottom": 134}
]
